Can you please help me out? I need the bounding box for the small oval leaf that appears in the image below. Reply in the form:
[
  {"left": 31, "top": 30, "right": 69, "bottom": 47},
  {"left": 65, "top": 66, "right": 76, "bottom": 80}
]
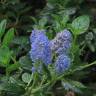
[{"left": 22, "top": 73, "right": 31, "bottom": 83}]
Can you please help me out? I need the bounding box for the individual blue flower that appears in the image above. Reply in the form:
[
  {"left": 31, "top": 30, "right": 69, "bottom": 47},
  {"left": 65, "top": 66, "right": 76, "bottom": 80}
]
[
  {"left": 29, "top": 31, "right": 52, "bottom": 65},
  {"left": 30, "top": 29, "right": 46, "bottom": 43},
  {"left": 55, "top": 54, "right": 71, "bottom": 74},
  {"left": 50, "top": 29, "right": 72, "bottom": 55}
]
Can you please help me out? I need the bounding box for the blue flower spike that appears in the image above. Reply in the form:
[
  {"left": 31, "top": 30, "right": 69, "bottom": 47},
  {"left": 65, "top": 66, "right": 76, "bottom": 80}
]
[{"left": 29, "top": 29, "right": 52, "bottom": 65}]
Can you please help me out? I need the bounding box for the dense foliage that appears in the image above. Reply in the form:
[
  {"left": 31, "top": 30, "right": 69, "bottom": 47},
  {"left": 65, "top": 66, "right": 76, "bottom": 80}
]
[{"left": 0, "top": 0, "right": 96, "bottom": 96}]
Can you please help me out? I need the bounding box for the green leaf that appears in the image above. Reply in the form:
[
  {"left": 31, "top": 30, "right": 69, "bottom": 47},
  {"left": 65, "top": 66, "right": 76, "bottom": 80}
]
[
  {"left": 71, "top": 80, "right": 86, "bottom": 88},
  {"left": 6, "top": 62, "right": 20, "bottom": 74},
  {"left": 61, "top": 14, "right": 69, "bottom": 27},
  {"left": 62, "top": 79, "right": 86, "bottom": 93},
  {"left": 0, "top": 82, "right": 25, "bottom": 95},
  {"left": 12, "top": 36, "right": 29, "bottom": 45},
  {"left": 19, "top": 56, "right": 32, "bottom": 71},
  {"left": 9, "top": 77, "right": 25, "bottom": 87},
  {"left": 38, "top": 17, "right": 48, "bottom": 29},
  {"left": 64, "top": 7, "right": 76, "bottom": 15},
  {"left": 0, "top": 46, "right": 12, "bottom": 67},
  {"left": 71, "top": 15, "right": 90, "bottom": 35},
  {"left": 2, "top": 28, "right": 15, "bottom": 46},
  {"left": 22, "top": 73, "right": 31, "bottom": 83},
  {"left": 0, "top": 19, "right": 7, "bottom": 39}
]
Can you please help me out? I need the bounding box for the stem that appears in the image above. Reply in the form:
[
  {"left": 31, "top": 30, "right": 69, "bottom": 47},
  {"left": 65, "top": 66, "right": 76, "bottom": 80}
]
[
  {"left": 5, "top": 56, "right": 17, "bottom": 77},
  {"left": 24, "top": 60, "right": 96, "bottom": 95},
  {"left": 73, "top": 35, "right": 77, "bottom": 44},
  {"left": 71, "top": 35, "right": 77, "bottom": 60},
  {"left": 40, "top": 76, "right": 46, "bottom": 86},
  {"left": 11, "top": 56, "right": 17, "bottom": 64},
  {"left": 25, "top": 73, "right": 33, "bottom": 90},
  {"left": 31, "top": 82, "right": 51, "bottom": 94},
  {"left": 57, "top": 60, "right": 96, "bottom": 80},
  {"left": 47, "top": 80, "right": 56, "bottom": 92},
  {"left": 25, "top": 73, "right": 38, "bottom": 96}
]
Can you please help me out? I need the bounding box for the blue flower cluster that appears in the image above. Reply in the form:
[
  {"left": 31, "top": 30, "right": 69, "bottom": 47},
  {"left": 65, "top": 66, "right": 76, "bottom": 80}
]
[
  {"left": 50, "top": 29, "right": 72, "bottom": 74},
  {"left": 55, "top": 54, "right": 71, "bottom": 74},
  {"left": 29, "top": 29, "right": 52, "bottom": 65},
  {"left": 29, "top": 29, "right": 72, "bottom": 74},
  {"left": 50, "top": 29, "right": 72, "bottom": 55}
]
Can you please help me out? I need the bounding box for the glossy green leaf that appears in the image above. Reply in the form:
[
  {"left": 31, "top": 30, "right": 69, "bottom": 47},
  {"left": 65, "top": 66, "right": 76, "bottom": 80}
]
[
  {"left": 0, "top": 46, "right": 12, "bottom": 67},
  {"left": 71, "top": 15, "right": 90, "bottom": 35},
  {"left": 2, "top": 28, "right": 15, "bottom": 46}
]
